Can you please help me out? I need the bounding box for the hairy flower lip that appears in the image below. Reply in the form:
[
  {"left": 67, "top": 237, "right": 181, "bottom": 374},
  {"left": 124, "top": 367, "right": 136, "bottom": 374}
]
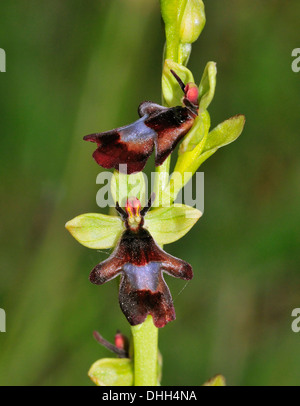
[{"left": 83, "top": 70, "right": 199, "bottom": 174}]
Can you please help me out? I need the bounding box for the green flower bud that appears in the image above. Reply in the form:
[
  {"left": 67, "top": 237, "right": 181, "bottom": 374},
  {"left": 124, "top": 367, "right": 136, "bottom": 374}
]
[
  {"left": 179, "top": 0, "right": 206, "bottom": 44},
  {"left": 178, "top": 43, "right": 192, "bottom": 66},
  {"left": 198, "top": 61, "right": 217, "bottom": 110},
  {"left": 162, "top": 59, "right": 194, "bottom": 107},
  {"left": 160, "top": 0, "right": 206, "bottom": 64}
]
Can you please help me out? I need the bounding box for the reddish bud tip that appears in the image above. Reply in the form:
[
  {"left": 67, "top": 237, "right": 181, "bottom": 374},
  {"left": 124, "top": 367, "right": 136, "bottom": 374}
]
[
  {"left": 185, "top": 83, "right": 199, "bottom": 105},
  {"left": 114, "top": 331, "right": 126, "bottom": 350}
]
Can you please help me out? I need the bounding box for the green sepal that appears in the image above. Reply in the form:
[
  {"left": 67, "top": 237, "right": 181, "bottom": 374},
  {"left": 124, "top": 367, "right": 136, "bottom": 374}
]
[
  {"left": 88, "top": 358, "right": 134, "bottom": 386},
  {"left": 145, "top": 204, "right": 202, "bottom": 245},
  {"left": 111, "top": 170, "right": 146, "bottom": 207},
  {"left": 65, "top": 213, "right": 123, "bottom": 249}
]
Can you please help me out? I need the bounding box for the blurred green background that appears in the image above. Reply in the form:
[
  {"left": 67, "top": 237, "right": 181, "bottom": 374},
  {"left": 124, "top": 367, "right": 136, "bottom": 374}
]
[{"left": 0, "top": 0, "right": 299, "bottom": 386}]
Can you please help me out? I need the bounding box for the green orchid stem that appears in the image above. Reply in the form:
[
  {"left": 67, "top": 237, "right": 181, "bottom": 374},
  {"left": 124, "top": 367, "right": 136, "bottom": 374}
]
[
  {"left": 131, "top": 315, "right": 159, "bottom": 386},
  {"left": 153, "top": 156, "right": 171, "bottom": 206}
]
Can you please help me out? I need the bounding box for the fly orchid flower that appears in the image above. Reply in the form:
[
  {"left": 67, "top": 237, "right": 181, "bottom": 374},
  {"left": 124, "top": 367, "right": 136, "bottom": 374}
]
[
  {"left": 83, "top": 70, "right": 199, "bottom": 174},
  {"left": 89, "top": 196, "right": 193, "bottom": 328}
]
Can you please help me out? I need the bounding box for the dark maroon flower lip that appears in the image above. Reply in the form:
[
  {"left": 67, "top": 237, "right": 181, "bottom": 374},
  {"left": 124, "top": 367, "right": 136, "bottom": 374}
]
[
  {"left": 83, "top": 70, "right": 199, "bottom": 174},
  {"left": 89, "top": 197, "right": 193, "bottom": 328}
]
